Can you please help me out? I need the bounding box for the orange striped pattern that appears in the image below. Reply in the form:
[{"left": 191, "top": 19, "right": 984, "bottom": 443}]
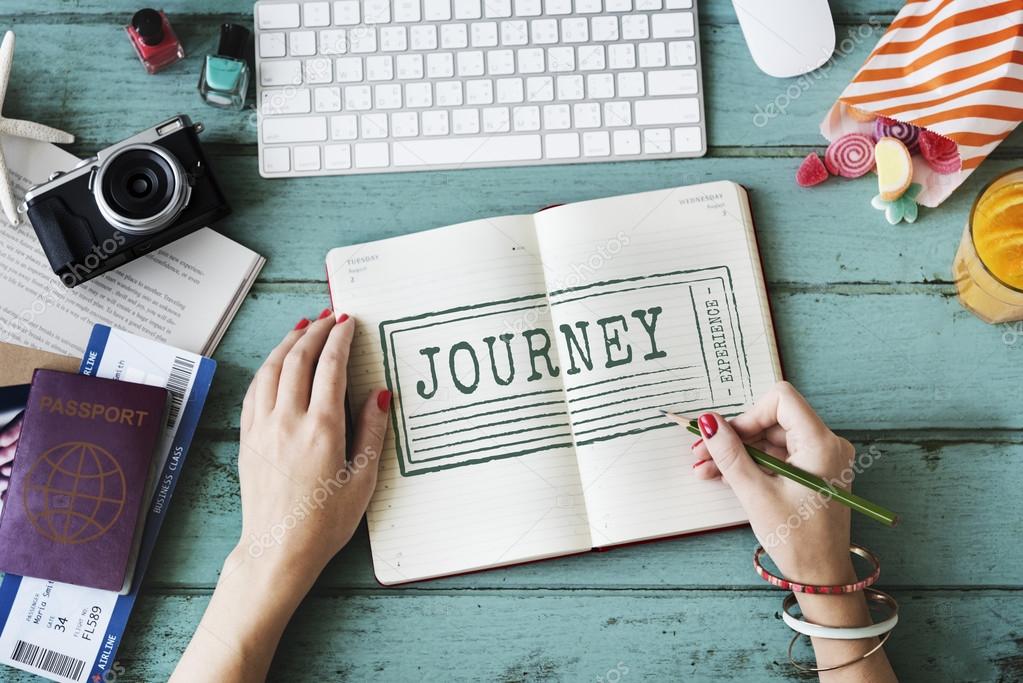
[{"left": 821, "top": 0, "right": 1023, "bottom": 207}]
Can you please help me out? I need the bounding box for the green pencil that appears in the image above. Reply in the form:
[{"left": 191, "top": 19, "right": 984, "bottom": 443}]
[{"left": 660, "top": 410, "right": 900, "bottom": 528}]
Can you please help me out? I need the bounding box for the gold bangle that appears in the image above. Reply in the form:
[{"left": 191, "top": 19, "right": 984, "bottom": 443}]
[{"left": 787, "top": 628, "right": 892, "bottom": 673}]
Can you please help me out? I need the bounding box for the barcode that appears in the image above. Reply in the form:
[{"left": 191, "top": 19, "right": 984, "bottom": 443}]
[
  {"left": 165, "top": 355, "right": 196, "bottom": 428},
  {"left": 10, "top": 640, "right": 85, "bottom": 681}
]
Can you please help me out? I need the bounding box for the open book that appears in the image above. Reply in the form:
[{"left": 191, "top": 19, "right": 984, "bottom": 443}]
[{"left": 326, "top": 182, "right": 782, "bottom": 585}]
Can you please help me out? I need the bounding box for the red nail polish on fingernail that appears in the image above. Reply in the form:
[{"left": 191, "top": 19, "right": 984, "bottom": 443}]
[
  {"left": 294, "top": 318, "right": 310, "bottom": 330},
  {"left": 318, "top": 308, "right": 333, "bottom": 320},
  {"left": 337, "top": 313, "right": 350, "bottom": 324},
  {"left": 692, "top": 459, "right": 709, "bottom": 469},
  {"left": 377, "top": 390, "right": 392, "bottom": 412},
  {"left": 690, "top": 438, "right": 703, "bottom": 450},
  {"left": 698, "top": 413, "right": 718, "bottom": 439}
]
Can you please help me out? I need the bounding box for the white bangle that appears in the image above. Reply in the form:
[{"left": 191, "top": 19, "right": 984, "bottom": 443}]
[{"left": 782, "top": 588, "right": 899, "bottom": 640}]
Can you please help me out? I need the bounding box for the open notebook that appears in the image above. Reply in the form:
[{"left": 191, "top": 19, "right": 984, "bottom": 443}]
[{"left": 326, "top": 181, "right": 782, "bottom": 585}]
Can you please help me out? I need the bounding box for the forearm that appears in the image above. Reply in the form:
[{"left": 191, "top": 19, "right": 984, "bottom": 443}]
[
  {"left": 796, "top": 591, "right": 897, "bottom": 683},
  {"left": 170, "top": 548, "right": 317, "bottom": 683}
]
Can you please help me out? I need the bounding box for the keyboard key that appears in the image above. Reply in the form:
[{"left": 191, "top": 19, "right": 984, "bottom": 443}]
[
  {"left": 324, "top": 144, "right": 352, "bottom": 169},
  {"left": 392, "top": 111, "right": 420, "bottom": 137},
  {"left": 576, "top": 0, "right": 602, "bottom": 12},
  {"left": 260, "top": 59, "right": 303, "bottom": 86},
  {"left": 466, "top": 79, "right": 494, "bottom": 104},
  {"left": 613, "top": 129, "right": 640, "bottom": 154},
  {"left": 374, "top": 83, "right": 403, "bottom": 108},
  {"left": 634, "top": 97, "right": 699, "bottom": 124},
  {"left": 436, "top": 80, "right": 464, "bottom": 106},
  {"left": 293, "top": 145, "right": 321, "bottom": 171},
  {"left": 259, "top": 32, "right": 287, "bottom": 58},
  {"left": 452, "top": 108, "right": 481, "bottom": 133},
  {"left": 258, "top": 3, "right": 300, "bottom": 29},
  {"left": 410, "top": 25, "right": 438, "bottom": 49},
  {"left": 547, "top": 46, "right": 575, "bottom": 72},
  {"left": 457, "top": 50, "right": 485, "bottom": 76},
  {"left": 454, "top": 0, "right": 482, "bottom": 19},
  {"left": 361, "top": 113, "right": 389, "bottom": 138},
  {"left": 525, "top": 76, "right": 554, "bottom": 101},
  {"left": 319, "top": 29, "right": 349, "bottom": 54},
  {"left": 261, "top": 87, "right": 312, "bottom": 114},
  {"left": 556, "top": 74, "right": 584, "bottom": 99},
  {"left": 422, "top": 110, "right": 450, "bottom": 135},
  {"left": 380, "top": 26, "right": 408, "bottom": 51},
  {"left": 561, "top": 18, "right": 588, "bottom": 42},
  {"left": 263, "top": 115, "right": 328, "bottom": 143},
  {"left": 532, "top": 19, "right": 559, "bottom": 44},
  {"left": 441, "top": 24, "right": 468, "bottom": 49},
  {"left": 582, "top": 130, "right": 610, "bottom": 156},
  {"left": 354, "top": 142, "right": 390, "bottom": 167},
  {"left": 392, "top": 134, "right": 542, "bottom": 165},
  {"left": 305, "top": 57, "right": 333, "bottom": 83},
  {"left": 349, "top": 28, "right": 378, "bottom": 52},
  {"left": 517, "top": 48, "right": 545, "bottom": 73},
  {"left": 501, "top": 20, "right": 529, "bottom": 46},
  {"left": 545, "top": 0, "right": 572, "bottom": 13},
  {"left": 586, "top": 73, "right": 614, "bottom": 98},
  {"left": 303, "top": 1, "right": 332, "bottom": 26},
  {"left": 607, "top": 43, "right": 634, "bottom": 69},
  {"left": 591, "top": 16, "right": 619, "bottom": 41},
  {"left": 487, "top": 49, "right": 515, "bottom": 75},
  {"left": 363, "top": 0, "right": 392, "bottom": 23},
  {"left": 471, "top": 22, "right": 499, "bottom": 47},
  {"left": 648, "top": 68, "right": 698, "bottom": 95},
  {"left": 333, "top": 0, "right": 360, "bottom": 24},
  {"left": 396, "top": 54, "right": 424, "bottom": 79},
  {"left": 606, "top": 0, "right": 630, "bottom": 9},
  {"left": 577, "top": 45, "right": 605, "bottom": 70},
  {"left": 394, "top": 0, "right": 422, "bottom": 21},
  {"left": 262, "top": 147, "right": 291, "bottom": 172},
  {"left": 424, "top": 0, "right": 452, "bottom": 20},
  {"left": 483, "top": 106, "right": 511, "bottom": 132},
  {"left": 636, "top": 0, "right": 661, "bottom": 8},
  {"left": 515, "top": 0, "right": 542, "bottom": 15},
  {"left": 603, "top": 101, "right": 631, "bottom": 126},
  {"left": 643, "top": 127, "right": 671, "bottom": 154},
  {"left": 290, "top": 30, "right": 317, "bottom": 56},
  {"left": 668, "top": 40, "right": 697, "bottom": 65},
  {"left": 617, "top": 71, "right": 644, "bottom": 97},
  {"left": 427, "top": 52, "right": 455, "bottom": 77},
  {"left": 496, "top": 77, "right": 524, "bottom": 102},
  {"left": 513, "top": 105, "right": 540, "bottom": 130},
  {"left": 666, "top": 0, "right": 693, "bottom": 6},
  {"left": 573, "top": 102, "right": 600, "bottom": 127},
  {"left": 673, "top": 126, "right": 702, "bottom": 152},
  {"left": 343, "top": 84, "right": 373, "bottom": 109},
  {"left": 638, "top": 41, "right": 666, "bottom": 68},
  {"left": 314, "top": 86, "right": 342, "bottom": 111},
  {"left": 543, "top": 104, "right": 571, "bottom": 130},
  {"left": 621, "top": 15, "right": 648, "bottom": 40},
  {"left": 331, "top": 114, "right": 359, "bottom": 139},
  {"left": 406, "top": 81, "right": 433, "bottom": 106},
  {"left": 545, "top": 132, "right": 579, "bottom": 158},
  {"left": 485, "top": 0, "right": 512, "bottom": 17},
  {"left": 366, "top": 55, "right": 394, "bottom": 80},
  {"left": 335, "top": 56, "right": 363, "bottom": 81},
  {"left": 652, "top": 12, "right": 694, "bottom": 38}
]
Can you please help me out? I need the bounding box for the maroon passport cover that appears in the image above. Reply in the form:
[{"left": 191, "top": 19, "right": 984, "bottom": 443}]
[{"left": 0, "top": 370, "right": 167, "bottom": 591}]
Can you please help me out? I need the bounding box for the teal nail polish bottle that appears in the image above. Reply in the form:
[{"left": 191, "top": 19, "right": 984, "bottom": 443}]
[{"left": 198, "top": 23, "right": 251, "bottom": 110}]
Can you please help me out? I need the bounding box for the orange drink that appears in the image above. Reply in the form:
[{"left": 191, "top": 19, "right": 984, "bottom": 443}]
[{"left": 954, "top": 169, "right": 1023, "bottom": 323}]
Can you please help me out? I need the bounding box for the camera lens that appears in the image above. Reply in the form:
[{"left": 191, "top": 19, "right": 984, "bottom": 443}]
[{"left": 94, "top": 144, "right": 191, "bottom": 235}]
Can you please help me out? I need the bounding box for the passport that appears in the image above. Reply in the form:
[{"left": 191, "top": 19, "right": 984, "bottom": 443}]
[{"left": 0, "top": 370, "right": 167, "bottom": 592}]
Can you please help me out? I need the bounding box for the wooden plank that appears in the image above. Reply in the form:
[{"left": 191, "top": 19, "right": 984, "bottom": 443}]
[
  {"left": 1, "top": 590, "right": 1016, "bottom": 682},
  {"left": 146, "top": 436, "right": 1023, "bottom": 589},
  {"left": 195, "top": 285, "right": 1023, "bottom": 431}
]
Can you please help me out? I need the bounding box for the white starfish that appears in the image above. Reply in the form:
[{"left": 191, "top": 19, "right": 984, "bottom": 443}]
[{"left": 0, "top": 30, "right": 74, "bottom": 225}]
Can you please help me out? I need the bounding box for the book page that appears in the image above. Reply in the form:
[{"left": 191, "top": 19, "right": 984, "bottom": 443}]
[
  {"left": 327, "top": 216, "right": 591, "bottom": 584},
  {"left": 533, "top": 182, "right": 781, "bottom": 546},
  {"left": 0, "top": 137, "right": 264, "bottom": 356}
]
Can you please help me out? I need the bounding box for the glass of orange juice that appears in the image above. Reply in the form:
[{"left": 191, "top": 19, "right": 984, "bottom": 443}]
[{"left": 954, "top": 169, "right": 1023, "bottom": 324}]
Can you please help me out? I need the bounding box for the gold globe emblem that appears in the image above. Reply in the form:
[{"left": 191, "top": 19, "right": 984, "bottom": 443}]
[{"left": 22, "top": 441, "right": 127, "bottom": 545}]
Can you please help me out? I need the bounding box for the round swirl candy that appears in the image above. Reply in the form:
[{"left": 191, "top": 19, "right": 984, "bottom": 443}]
[
  {"left": 874, "top": 116, "right": 920, "bottom": 153},
  {"left": 824, "top": 134, "right": 876, "bottom": 178},
  {"left": 919, "top": 130, "right": 961, "bottom": 174}
]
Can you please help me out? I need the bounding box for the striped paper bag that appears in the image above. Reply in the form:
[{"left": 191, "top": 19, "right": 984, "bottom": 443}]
[{"left": 821, "top": 0, "right": 1023, "bottom": 207}]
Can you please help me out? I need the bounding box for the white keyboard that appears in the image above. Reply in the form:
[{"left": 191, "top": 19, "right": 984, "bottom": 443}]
[{"left": 254, "top": 0, "right": 706, "bottom": 177}]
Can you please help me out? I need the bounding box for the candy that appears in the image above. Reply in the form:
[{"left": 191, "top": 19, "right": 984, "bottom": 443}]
[
  {"left": 872, "top": 184, "right": 922, "bottom": 225},
  {"left": 918, "top": 130, "right": 961, "bottom": 174},
  {"left": 796, "top": 152, "right": 829, "bottom": 187},
  {"left": 875, "top": 137, "right": 914, "bottom": 200},
  {"left": 846, "top": 104, "right": 877, "bottom": 122},
  {"left": 873, "top": 116, "right": 920, "bottom": 153},
  {"left": 824, "top": 134, "right": 875, "bottom": 178}
]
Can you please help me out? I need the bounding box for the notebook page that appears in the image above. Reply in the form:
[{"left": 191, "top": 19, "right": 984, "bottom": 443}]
[
  {"left": 532, "top": 182, "right": 781, "bottom": 547},
  {"left": 326, "top": 216, "right": 591, "bottom": 584}
]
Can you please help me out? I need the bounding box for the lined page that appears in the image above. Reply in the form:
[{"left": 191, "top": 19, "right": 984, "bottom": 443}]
[
  {"left": 327, "top": 216, "right": 590, "bottom": 584},
  {"left": 533, "top": 182, "right": 781, "bottom": 546}
]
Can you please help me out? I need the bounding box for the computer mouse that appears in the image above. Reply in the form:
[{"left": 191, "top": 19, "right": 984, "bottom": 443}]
[{"left": 731, "top": 0, "right": 836, "bottom": 78}]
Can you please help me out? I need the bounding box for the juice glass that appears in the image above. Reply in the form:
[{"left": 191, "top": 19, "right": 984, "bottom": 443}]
[{"left": 953, "top": 169, "right": 1023, "bottom": 324}]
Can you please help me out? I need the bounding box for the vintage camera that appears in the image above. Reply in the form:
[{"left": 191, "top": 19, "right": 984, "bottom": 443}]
[{"left": 22, "top": 115, "right": 230, "bottom": 287}]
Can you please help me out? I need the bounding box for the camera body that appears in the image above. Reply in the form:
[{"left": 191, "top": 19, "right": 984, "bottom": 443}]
[{"left": 23, "top": 115, "right": 230, "bottom": 287}]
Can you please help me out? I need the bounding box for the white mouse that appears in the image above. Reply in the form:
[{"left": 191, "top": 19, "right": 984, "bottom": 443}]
[{"left": 731, "top": 0, "right": 836, "bottom": 78}]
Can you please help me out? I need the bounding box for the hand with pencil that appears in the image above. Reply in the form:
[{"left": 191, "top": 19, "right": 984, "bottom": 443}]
[{"left": 687, "top": 382, "right": 897, "bottom": 681}]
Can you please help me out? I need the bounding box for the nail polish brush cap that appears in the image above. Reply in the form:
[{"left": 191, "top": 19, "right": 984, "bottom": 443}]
[
  {"left": 216, "top": 23, "right": 250, "bottom": 59},
  {"left": 131, "top": 8, "right": 165, "bottom": 46}
]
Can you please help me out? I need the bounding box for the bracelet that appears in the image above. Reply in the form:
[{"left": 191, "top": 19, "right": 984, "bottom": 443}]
[
  {"left": 753, "top": 544, "right": 880, "bottom": 594},
  {"left": 782, "top": 588, "right": 899, "bottom": 640},
  {"left": 788, "top": 628, "right": 892, "bottom": 673}
]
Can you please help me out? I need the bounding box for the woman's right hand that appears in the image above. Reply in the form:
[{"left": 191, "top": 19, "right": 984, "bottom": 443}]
[{"left": 691, "top": 381, "right": 858, "bottom": 585}]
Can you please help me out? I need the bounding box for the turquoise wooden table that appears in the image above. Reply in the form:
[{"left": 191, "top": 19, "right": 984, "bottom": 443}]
[{"left": 4, "top": 1, "right": 1022, "bottom": 680}]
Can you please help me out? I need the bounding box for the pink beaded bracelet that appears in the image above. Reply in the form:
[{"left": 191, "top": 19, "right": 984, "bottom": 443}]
[{"left": 753, "top": 544, "right": 880, "bottom": 594}]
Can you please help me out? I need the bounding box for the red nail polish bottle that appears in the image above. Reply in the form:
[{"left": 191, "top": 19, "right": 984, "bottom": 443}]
[{"left": 125, "top": 9, "right": 185, "bottom": 74}]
